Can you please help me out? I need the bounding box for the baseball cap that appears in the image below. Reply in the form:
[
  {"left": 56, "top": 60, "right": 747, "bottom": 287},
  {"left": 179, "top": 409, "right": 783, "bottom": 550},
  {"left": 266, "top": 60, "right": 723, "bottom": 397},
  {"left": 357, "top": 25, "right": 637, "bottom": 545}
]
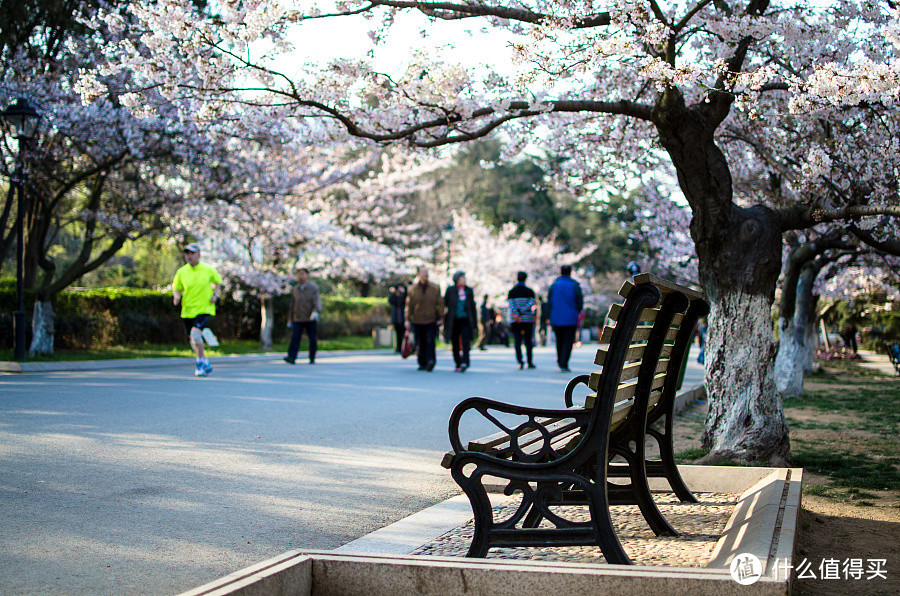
[{"left": 183, "top": 242, "right": 200, "bottom": 253}]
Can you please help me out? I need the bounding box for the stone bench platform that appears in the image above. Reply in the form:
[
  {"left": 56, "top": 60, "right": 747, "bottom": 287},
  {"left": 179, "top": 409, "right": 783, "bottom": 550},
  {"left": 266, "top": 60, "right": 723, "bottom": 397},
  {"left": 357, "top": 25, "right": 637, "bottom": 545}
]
[{"left": 182, "top": 465, "right": 802, "bottom": 595}]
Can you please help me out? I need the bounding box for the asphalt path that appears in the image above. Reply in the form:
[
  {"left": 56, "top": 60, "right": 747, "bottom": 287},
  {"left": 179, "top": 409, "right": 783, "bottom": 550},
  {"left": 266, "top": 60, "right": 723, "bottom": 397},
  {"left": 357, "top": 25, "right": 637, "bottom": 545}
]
[{"left": 0, "top": 343, "right": 704, "bottom": 595}]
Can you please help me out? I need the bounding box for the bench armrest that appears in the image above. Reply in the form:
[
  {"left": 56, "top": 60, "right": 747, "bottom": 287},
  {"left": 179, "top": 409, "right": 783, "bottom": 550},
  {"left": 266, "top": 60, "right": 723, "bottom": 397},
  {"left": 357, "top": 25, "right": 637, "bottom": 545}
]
[
  {"left": 564, "top": 374, "right": 591, "bottom": 408},
  {"left": 448, "top": 396, "right": 590, "bottom": 460}
]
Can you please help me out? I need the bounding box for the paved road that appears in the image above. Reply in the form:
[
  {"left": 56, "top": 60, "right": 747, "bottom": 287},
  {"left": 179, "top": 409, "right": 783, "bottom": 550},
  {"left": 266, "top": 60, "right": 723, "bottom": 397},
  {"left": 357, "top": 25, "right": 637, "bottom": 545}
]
[{"left": 0, "top": 344, "right": 704, "bottom": 595}]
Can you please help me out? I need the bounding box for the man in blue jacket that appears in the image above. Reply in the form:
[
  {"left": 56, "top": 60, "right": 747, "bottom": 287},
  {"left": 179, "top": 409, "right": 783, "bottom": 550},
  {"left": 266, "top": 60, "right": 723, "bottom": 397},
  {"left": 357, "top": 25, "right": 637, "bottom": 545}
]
[{"left": 547, "top": 265, "right": 583, "bottom": 372}]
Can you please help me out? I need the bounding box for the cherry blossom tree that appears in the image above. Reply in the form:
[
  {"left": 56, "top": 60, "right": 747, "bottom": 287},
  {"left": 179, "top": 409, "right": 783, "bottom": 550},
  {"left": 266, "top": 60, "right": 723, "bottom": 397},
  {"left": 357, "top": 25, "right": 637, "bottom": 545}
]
[
  {"left": 798, "top": 7, "right": 900, "bottom": 109},
  {"left": 174, "top": 141, "right": 440, "bottom": 348},
  {"left": 722, "top": 57, "right": 900, "bottom": 396},
  {"left": 444, "top": 207, "right": 596, "bottom": 303},
  {"left": 0, "top": 2, "right": 223, "bottom": 355},
  {"left": 82, "top": 0, "right": 900, "bottom": 462}
]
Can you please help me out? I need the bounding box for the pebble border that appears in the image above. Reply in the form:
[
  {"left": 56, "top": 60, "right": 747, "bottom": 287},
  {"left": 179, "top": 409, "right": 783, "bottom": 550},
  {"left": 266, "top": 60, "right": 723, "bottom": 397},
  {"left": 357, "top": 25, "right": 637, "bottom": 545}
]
[{"left": 410, "top": 492, "right": 741, "bottom": 567}]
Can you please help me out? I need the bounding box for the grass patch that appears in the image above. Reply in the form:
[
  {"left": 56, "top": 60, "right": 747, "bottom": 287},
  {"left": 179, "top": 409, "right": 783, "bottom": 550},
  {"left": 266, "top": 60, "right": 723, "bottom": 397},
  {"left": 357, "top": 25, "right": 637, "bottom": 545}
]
[
  {"left": 803, "top": 484, "right": 830, "bottom": 496},
  {"left": 790, "top": 449, "right": 900, "bottom": 491},
  {"left": 785, "top": 418, "right": 846, "bottom": 432},
  {"left": 791, "top": 386, "right": 899, "bottom": 433},
  {"left": 675, "top": 447, "right": 709, "bottom": 462},
  {"left": 845, "top": 488, "right": 880, "bottom": 500},
  {"left": 786, "top": 363, "right": 900, "bottom": 504},
  {"left": 0, "top": 335, "right": 378, "bottom": 362}
]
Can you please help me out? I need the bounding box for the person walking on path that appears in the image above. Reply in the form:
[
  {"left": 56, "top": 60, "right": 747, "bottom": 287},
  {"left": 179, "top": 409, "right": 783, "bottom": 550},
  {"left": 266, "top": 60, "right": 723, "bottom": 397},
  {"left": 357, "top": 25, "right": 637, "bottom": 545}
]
[
  {"left": 444, "top": 270, "right": 477, "bottom": 372},
  {"left": 507, "top": 271, "right": 537, "bottom": 369},
  {"left": 537, "top": 296, "right": 549, "bottom": 346},
  {"left": 284, "top": 267, "right": 322, "bottom": 364},
  {"left": 840, "top": 321, "right": 858, "bottom": 354},
  {"left": 548, "top": 264, "right": 583, "bottom": 372},
  {"left": 388, "top": 282, "right": 407, "bottom": 353},
  {"left": 405, "top": 267, "right": 443, "bottom": 371},
  {"left": 173, "top": 243, "right": 222, "bottom": 377},
  {"left": 476, "top": 294, "right": 492, "bottom": 350}
]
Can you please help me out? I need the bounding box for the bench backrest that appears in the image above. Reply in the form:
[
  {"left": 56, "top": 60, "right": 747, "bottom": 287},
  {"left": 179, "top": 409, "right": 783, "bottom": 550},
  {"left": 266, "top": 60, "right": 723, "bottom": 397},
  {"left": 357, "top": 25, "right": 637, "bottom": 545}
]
[{"left": 575, "top": 274, "right": 708, "bottom": 463}]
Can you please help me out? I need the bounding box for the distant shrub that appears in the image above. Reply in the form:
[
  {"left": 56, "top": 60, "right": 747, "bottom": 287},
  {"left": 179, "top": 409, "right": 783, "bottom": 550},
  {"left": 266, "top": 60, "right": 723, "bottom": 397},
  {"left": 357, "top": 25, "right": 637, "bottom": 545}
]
[{"left": 0, "top": 286, "right": 390, "bottom": 349}]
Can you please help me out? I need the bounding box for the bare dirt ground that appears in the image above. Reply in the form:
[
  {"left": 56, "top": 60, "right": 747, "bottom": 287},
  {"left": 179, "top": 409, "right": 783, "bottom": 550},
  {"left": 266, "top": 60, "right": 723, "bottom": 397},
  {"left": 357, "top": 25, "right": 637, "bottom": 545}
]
[{"left": 673, "top": 374, "right": 899, "bottom": 595}]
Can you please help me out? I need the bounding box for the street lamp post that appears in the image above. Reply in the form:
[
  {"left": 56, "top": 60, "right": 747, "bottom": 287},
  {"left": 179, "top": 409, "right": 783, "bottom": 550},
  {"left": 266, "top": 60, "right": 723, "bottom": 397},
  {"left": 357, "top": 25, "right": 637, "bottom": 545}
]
[
  {"left": 1, "top": 99, "right": 42, "bottom": 360},
  {"left": 441, "top": 223, "right": 454, "bottom": 280}
]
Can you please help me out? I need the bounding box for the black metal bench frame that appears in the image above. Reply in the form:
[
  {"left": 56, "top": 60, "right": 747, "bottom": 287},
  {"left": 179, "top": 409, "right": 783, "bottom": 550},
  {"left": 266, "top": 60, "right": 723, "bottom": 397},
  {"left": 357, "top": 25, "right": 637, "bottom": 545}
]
[
  {"left": 444, "top": 274, "right": 708, "bottom": 564},
  {"left": 886, "top": 342, "right": 900, "bottom": 375}
]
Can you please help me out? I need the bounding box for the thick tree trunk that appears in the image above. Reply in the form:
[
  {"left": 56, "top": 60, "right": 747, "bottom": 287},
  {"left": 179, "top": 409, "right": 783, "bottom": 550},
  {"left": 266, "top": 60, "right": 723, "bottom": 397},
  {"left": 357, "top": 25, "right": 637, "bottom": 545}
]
[
  {"left": 703, "top": 289, "right": 789, "bottom": 464},
  {"left": 802, "top": 319, "right": 818, "bottom": 373},
  {"left": 696, "top": 206, "right": 790, "bottom": 465},
  {"left": 29, "top": 298, "right": 55, "bottom": 356},
  {"left": 655, "top": 98, "right": 789, "bottom": 464},
  {"left": 774, "top": 317, "right": 804, "bottom": 398},
  {"left": 774, "top": 263, "right": 821, "bottom": 397},
  {"left": 259, "top": 295, "right": 274, "bottom": 351}
]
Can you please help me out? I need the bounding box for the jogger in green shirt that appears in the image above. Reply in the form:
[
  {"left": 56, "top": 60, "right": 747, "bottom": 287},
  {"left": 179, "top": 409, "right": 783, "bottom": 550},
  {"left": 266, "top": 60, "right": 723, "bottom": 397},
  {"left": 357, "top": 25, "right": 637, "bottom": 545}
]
[{"left": 173, "top": 243, "right": 222, "bottom": 377}]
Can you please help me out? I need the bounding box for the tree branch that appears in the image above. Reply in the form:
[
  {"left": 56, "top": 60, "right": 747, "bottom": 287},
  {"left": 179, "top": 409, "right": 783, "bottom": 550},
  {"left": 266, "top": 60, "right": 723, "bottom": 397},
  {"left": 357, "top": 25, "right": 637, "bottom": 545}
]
[
  {"left": 366, "top": 1, "right": 611, "bottom": 28},
  {"left": 778, "top": 203, "right": 900, "bottom": 232},
  {"left": 280, "top": 96, "right": 655, "bottom": 146},
  {"left": 848, "top": 223, "right": 900, "bottom": 256}
]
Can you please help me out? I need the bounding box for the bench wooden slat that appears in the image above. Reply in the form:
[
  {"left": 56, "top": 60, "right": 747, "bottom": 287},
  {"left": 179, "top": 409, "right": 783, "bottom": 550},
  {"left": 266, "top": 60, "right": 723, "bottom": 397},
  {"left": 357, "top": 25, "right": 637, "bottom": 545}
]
[
  {"left": 589, "top": 359, "right": 669, "bottom": 391},
  {"left": 599, "top": 324, "right": 679, "bottom": 344},
  {"left": 585, "top": 373, "right": 665, "bottom": 409},
  {"left": 606, "top": 304, "right": 684, "bottom": 327},
  {"left": 595, "top": 343, "right": 674, "bottom": 366},
  {"left": 608, "top": 304, "right": 658, "bottom": 323}
]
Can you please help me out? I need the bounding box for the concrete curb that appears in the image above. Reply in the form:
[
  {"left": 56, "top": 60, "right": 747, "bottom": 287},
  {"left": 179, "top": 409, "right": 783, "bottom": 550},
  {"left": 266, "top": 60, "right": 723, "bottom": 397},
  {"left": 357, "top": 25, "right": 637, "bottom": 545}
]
[
  {"left": 0, "top": 349, "right": 394, "bottom": 374},
  {"left": 182, "top": 551, "right": 785, "bottom": 596},
  {"left": 674, "top": 383, "right": 706, "bottom": 415}
]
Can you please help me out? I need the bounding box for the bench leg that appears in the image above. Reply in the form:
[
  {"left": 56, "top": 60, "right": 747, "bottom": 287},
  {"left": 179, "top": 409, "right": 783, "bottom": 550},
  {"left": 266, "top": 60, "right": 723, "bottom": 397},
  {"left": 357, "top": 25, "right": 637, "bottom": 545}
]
[
  {"left": 615, "top": 445, "right": 678, "bottom": 537},
  {"left": 451, "top": 464, "right": 494, "bottom": 558},
  {"left": 648, "top": 424, "right": 698, "bottom": 503},
  {"left": 585, "top": 483, "right": 632, "bottom": 565},
  {"left": 522, "top": 503, "right": 544, "bottom": 528}
]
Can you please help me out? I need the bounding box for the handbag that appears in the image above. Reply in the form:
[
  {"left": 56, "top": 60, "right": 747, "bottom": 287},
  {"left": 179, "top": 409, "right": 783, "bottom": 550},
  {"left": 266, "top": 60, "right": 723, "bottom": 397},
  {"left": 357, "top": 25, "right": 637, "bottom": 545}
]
[{"left": 401, "top": 327, "right": 416, "bottom": 359}]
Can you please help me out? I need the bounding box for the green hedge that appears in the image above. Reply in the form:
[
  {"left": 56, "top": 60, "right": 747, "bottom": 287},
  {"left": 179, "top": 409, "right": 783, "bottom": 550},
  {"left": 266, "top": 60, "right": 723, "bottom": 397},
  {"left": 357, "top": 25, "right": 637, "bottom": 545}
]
[{"left": 0, "top": 285, "right": 390, "bottom": 350}]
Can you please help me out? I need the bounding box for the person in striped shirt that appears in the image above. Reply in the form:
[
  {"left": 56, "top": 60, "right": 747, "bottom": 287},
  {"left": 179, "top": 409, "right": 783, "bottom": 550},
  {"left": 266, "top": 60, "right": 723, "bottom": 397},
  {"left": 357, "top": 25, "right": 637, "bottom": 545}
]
[{"left": 507, "top": 271, "right": 537, "bottom": 370}]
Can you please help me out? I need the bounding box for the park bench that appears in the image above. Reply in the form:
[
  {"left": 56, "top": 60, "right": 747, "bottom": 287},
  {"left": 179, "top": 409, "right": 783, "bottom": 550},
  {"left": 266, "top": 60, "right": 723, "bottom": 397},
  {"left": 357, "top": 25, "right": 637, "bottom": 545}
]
[
  {"left": 887, "top": 342, "right": 900, "bottom": 375},
  {"left": 442, "top": 273, "right": 709, "bottom": 564}
]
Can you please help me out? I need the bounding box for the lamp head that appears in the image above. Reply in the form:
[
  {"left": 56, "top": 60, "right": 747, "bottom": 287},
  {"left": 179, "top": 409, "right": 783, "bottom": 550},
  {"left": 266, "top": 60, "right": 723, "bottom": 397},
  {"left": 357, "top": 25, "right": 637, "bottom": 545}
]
[
  {"left": 1, "top": 98, "right": 41, "bottom": 140},
  {"left": 441, "top": 223, "right": 454, "bottom": 243}
]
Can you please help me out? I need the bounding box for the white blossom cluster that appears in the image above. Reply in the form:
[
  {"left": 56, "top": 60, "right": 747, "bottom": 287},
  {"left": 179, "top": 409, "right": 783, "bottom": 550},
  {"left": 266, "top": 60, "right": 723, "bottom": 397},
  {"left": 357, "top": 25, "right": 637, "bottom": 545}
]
[
  {"left": 442, "top": 208, "right": 596, "bottom": 305},
  {"left": 162, "top": 140, "right": 444, "bottom": 297},
  {"left": 629, "top": 180, "right": 698, "bottom": 285},
  {"left": 818, "top": 261, "right": 900, "bottom": 301},
  {"left": 797, "top": 8, "right": 900, "bottom": 109}
]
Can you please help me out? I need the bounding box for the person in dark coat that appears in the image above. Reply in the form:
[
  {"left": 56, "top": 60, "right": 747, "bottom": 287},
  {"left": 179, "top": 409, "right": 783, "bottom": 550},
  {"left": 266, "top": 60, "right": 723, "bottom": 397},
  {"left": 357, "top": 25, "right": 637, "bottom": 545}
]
[
  {"left": 547, "top": 264, "right": 583, "bottom": 372},
  {"left": 388, "top": 282, "right": 407, "bottom": 353},
  {"left": 444, "top": 270, "right": 478, "bottom": 372},
  {"left": 477, "top": 294, "right": 492, "bottom": 350}
]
